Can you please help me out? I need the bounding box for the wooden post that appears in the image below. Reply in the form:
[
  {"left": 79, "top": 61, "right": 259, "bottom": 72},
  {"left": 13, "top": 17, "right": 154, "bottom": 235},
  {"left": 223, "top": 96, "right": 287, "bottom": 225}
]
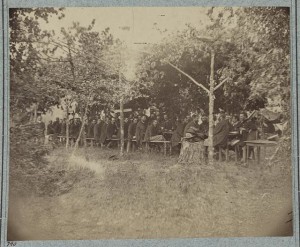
[
  {"left": 66, "top": 105, "right": 70, "bottom": 149},
  {"left": 33, "top": 103, "right": 38, "bottom": 123},
  {"left": 119, "top": 73, "right": 125, "bottom": 157},
  {"left": 208, "top": 49, "right": 215, "bottom": 164},
  {"left": 73, "top": 103, "right": 89, "bottom": 151}
]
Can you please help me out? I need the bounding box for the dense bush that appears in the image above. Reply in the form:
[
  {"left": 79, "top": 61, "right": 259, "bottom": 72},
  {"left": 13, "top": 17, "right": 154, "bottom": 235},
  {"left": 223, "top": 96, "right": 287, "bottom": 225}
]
[{"left": 9, "top": 124, "right": 95, "bottom": 197}]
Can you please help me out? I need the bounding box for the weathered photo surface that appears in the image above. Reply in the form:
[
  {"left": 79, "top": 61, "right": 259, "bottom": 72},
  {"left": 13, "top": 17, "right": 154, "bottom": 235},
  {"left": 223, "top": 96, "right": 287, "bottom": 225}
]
[{"left": 8, "top": 7, "right": 292, "bottom": 240}]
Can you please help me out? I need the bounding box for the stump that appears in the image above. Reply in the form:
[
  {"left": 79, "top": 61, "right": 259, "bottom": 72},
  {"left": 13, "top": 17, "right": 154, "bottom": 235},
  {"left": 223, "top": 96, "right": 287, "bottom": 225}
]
[{"left": 178, "top": 140, "right": 206, "bottom": 164}]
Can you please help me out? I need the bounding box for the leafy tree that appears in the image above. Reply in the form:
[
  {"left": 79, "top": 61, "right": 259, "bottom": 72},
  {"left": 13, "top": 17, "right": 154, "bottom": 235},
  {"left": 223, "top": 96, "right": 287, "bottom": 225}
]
[
  {"left": 101, "top": 43, "right": 152, "bottom": 155},
  {"left": 10, "top": 8, "right": 65, "bottom": 120}
]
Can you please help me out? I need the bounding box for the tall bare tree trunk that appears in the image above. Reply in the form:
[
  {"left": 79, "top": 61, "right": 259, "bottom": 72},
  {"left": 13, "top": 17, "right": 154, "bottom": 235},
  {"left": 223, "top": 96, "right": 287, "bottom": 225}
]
[
  {"left": 66, "top": 106, "right": 70, "bottom": 149},
  {"left": 33, "top": 103, "right": 38, "bottom": 123},
  {"left": 120, "top": 97, "right": 125, "bottom": 156},
  {"left": 208, "top": 49, "right": 215, "bottom": 164},
  {"left": 73, "top": 103, "right": 89, "bottom": 151}
]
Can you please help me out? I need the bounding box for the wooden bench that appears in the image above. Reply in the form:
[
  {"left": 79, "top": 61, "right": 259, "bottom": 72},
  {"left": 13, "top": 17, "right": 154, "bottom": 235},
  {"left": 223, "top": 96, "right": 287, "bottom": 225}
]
[
  {"left": 57, "top": 136, "right": 76, "bottom": 143},
  {"left": 86, "top": 138, "right": 96, "bottom": 146}
]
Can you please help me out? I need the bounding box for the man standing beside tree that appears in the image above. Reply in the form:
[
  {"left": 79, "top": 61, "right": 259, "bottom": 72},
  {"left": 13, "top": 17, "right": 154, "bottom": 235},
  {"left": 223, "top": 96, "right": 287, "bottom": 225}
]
[{"left": 135, "top": 115, "right": 147, "bottom": 150}]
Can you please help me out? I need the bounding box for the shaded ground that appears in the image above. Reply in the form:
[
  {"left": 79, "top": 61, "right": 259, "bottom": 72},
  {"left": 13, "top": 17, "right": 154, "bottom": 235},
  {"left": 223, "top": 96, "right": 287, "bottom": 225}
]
[{"left": 8, "top": 147, "right": 293, "bottom": 240}]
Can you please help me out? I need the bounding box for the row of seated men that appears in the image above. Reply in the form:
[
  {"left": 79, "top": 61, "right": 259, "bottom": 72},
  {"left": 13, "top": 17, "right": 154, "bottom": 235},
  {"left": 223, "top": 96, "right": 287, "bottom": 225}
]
[
  {"left": 47, "top": 111, "right": 274, "bottom": 159},
  {"left": 181, "top": 111, "right": 277, "bottom": 160},
  {"left": 46, "top": 113, "right": 175, "bottom": 147}
]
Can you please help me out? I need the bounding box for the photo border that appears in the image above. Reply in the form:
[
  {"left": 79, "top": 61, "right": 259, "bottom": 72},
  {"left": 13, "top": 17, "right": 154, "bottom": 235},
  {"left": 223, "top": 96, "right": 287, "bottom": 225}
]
[{"left": 1, "top": 0, "right": 299, "bottom": 246}]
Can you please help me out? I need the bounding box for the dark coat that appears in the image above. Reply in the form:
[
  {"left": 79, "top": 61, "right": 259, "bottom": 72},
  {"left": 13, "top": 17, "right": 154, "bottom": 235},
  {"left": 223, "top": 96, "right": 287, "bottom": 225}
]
[
  {"left": 52, "top": 120, "right": 61, "bottom": 134},
  {"left": 87, "top": 123, "right": 95, "bottom": 138},
  {"left": 171, "top": 122, "right": 186, "bottom": 147},
  {"left": 213, "top": 119, "right": 230, "bottom": 147},
  {"left": 99, "top": 122, "right": 108, "bottom": 144},
  {"left": 73, "top": 121, "right": 81, "bottom": 138},
  {"left": 47, "top": 123, "right": 55, "bottom": 135},
  {"left": 161, "top": 119, "right": 173, "bottom": 131},
  {"left": 144, "top": 124, "right": 161, "bottom": 142},
  {"left": 236, "top": 119, "right": 257, "bottom": 142},
  {"left": 60, "top": 122, "right": 66, "bottom": 135},
  {"left": 135, "top": 121, "right": 146, "bottom": 145},
  {"left": 184, "top": 120, "right": 207, "bottom": 142},
  {"left": 107, "top": 122, "right": 118, "bottom": 139},
  {"left": 128, "top": 122, "right": 137, "bottom": 140},
  {"left": 230, "top": 122, "right": 239, "bottom": 131},
  {"left": 94, "top": 122, "right": 102, "bottom": 141},
  {"left": 117, "top": 121, "right": 129, "bottom": 139}
]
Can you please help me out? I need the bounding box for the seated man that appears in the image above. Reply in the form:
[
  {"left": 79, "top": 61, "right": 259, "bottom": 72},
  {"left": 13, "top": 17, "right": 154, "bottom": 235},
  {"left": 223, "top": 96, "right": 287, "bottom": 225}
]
[
  {"left": 212, "top": 112, "right": 230, "bottom": 148},
  {"left": 184, "top": 114, "right": 208, "bottom": 142},
  {"left": 171, "top": 116, "right": 188, "bottom": 149},
  {"left": 179, "top": 114, "right": 207, "bottom": 163},
  {"left": 230, "top": 115, "right": 240, "bottom": 131},
  {"left": 144, "top": 119, "right": 165, "bottom": 142},
  {"left": 128, "top": 118, "right": 138, "bottom": 140},
  {"left": 236, "top": 112, "right": 258, "bottom": 160},
  {"left": 161, "top": 114, "right": 173, "bottom": 132}
]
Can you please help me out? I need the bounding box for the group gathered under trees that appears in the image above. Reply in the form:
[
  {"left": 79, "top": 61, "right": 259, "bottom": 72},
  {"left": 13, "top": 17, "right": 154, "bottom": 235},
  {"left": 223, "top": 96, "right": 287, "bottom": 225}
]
[{"left": 10, "top": 7, "right": 290, "bottom": 164}]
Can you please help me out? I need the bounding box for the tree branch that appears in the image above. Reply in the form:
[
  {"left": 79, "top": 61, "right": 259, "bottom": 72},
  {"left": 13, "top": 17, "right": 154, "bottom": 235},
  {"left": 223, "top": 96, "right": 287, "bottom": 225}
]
[
  {"left": 214, "top": 78, "right": 229, "bottom": 91},
  {"left": 167, "top": 62, "right": 210, "bottom": 94}
]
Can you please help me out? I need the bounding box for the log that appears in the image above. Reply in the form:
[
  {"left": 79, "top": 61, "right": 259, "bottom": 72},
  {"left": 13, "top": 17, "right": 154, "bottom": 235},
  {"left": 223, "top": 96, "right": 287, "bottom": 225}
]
[{"left": 178, "top": 140, "right": 206, "bottom": 164}]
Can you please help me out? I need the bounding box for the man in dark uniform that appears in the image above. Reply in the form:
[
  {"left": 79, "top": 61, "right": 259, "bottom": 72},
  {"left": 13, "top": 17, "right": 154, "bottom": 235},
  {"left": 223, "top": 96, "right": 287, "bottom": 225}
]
[
  {"left": 73, "top": 118, "right": 81, "bottom": 139},
  {"left": 87, "top": 119, "right": 96, "bottom": 138},
  {"left": 236, "top": 112, "right": 258, "bottom": 160},
  {"left": 47, "top": 120, "right": 54, "bottom": 135},
  {"left": 212, "top": 112, "right": 230, "bottom": 148},
  {"left": 94, "top": 119, "right": 102, "bottom": 146},
  {"left": 171, "top": 116, "right": 188, "bottom": 149},
  {"left": 135, "top": 115, "right": 147, "bottom": 149},
  {"left": 53, "top": 117, "right": 61, "bottom": 135},
  {"left": 60, "top": 118, "right": 66, "bottom": 136},
  {"left": 99, "top": 117, "right": 109, "bottom": 147},
  {"left": 144, "top": 119, "right": 163, "bottom": 142},
  {"left": 107, "top": 117, "right": 118, "bottom": 139},
  {"left": 128, "top": 118, "right": 138, "bottom": 140},
  {"left": 161, "top": 114, "right": 173, "bottom": 131},
  {"left": 69, "top": 118, "right": 75, "bottom": 139},
  {"left": 179, "top": 114, "right": 208, "bottom": 163},
  {"left": 123, "top": 117, "right": 129, "bottom": 139},
  {"left": 230, "top": 115, "right": 240, "bottom": 131}
]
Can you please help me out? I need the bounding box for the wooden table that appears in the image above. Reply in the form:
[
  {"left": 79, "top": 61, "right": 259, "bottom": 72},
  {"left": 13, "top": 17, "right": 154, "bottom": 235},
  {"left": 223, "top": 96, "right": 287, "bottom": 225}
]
[
  {"left": 145, "top": 140, "right": 171, "bottom": 156},
  {"left": 244, "top": 140, "right": 277, "bottom": 165}
]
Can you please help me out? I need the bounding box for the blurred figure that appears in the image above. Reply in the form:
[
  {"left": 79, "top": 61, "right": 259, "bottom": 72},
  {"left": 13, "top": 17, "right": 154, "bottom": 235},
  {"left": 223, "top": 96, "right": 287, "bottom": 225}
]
[
  {"left": 161, "top": 114, "right": 173, "bottom": 131},
  {"left": 53, "top": 117, "right": 61, "bottom": 135},
  {"left": 171, "top": 116, "right": 188, "bottom": 151},
  {"left": 230, "top": 115, "right": 240, "bottom": 131},
  {"left": 59, "top": 118, "right": 66, "bottom": 136},
  {"left": 94, "top": 119, "right": 102, "bottom": 146},
  {"left": 135, "top": 115, "right": 147, "bottom": 150},
  {"left": 99, "top": 117, "right": 109, "bottom": 148},
  {"left": 47, "top": 120, "right": 54, "bottom": 135},
  {"left": 87, "top": 119, "right": 96, "bottom": 138},
  {"left": 144, "top": 119, "right": 164, "bottom": 142}
]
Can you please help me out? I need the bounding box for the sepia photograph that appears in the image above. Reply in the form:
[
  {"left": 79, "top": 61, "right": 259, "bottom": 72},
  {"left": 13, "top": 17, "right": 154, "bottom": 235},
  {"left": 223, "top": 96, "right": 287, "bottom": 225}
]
[{"left": 8, "top": 6, "right": 293, "bottom": 240}]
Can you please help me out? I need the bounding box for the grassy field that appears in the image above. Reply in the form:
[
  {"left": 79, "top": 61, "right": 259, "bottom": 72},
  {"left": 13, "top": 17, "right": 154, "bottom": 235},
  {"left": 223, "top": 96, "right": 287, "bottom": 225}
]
[{"left": 8, "top": 146, "right": 293, "bottom": 240}]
